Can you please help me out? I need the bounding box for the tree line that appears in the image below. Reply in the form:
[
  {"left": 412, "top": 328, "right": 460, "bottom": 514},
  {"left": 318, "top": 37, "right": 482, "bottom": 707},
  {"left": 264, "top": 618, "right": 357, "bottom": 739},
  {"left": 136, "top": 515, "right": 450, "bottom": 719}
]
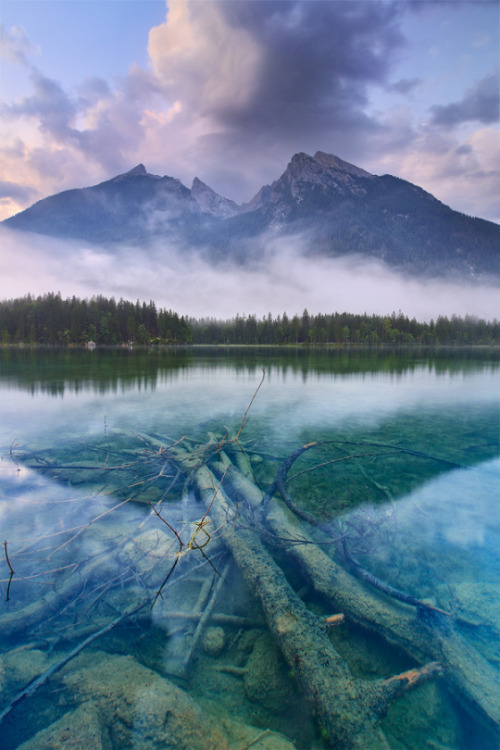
[
  {"left": 0, "top": 293, "right": 499, "bottom": 346},
  {"left": 0, "top": 293, "right": 190, "bottom": 345},
  {"left": 190, "top": 310, "right": 499, "bottom": 345}
]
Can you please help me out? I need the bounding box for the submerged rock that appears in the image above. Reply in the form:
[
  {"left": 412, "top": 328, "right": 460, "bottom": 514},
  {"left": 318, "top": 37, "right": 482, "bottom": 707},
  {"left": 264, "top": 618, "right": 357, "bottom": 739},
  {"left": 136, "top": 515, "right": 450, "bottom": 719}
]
[
  {"left": 437, "top": 581, "right": 500, "bottom": 664},
  {"left": 202, "top": 626, "right": 226, "bottom": 655},
  {"left": 1, "top": 648, "right": 54, "bottom": 696},
  {"left": 382, "top": 681, "right": 462, "bottom": 750},
  {"left": 244, "top": 634, "right": 298, "bottom": 714},
  {"left": 63, "top": 651, "right": 230, "bottom": 749},
  {"left": 60, "top": 650, "right": 297, "bottom": 749},
  {"left": 17, "top": 702, "right": 103, "bottom": 750}
]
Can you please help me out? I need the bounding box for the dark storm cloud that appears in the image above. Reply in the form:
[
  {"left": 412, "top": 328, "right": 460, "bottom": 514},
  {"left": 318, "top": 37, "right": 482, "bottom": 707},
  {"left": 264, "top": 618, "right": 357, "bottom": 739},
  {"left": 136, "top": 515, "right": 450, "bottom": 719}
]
[
  {"left": 212, "top": 0, "right": 405, "bottom": 137},
  {"left": 154, "top": 0, "right": 410, "bottom": 200},
  {"left": 429, "top": 73, "right": 500, "bottom": 126},
  {"left": 387, "top": 78, "right": 421, "bottom": 95}
]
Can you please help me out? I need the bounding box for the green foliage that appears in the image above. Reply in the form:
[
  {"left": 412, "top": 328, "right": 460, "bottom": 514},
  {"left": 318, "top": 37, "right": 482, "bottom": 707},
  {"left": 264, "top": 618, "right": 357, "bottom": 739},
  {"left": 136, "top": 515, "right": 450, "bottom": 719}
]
[
  {"left": 189, "top": 310, "right": 500, "bottom": 346},
  {"left": 0, "top": 294, "right": 498, "bottom": 346},
  {"left": 0, "top": 293, "right": 191, "bottom": 346}
]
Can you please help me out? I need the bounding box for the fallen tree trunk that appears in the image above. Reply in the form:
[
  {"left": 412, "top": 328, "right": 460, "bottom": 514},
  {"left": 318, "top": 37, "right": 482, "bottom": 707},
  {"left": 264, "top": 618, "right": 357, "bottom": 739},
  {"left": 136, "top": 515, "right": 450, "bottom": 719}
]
[
  {"left": 10, "top": 434, "right": 499, "bottom": 745},
  {"left": 271, "top": 500, "right": 500, "bottom": 731},
  {"left": 216, "top": 458, "right": 500, "bottom": 739},
  {"left": 169, "top": 448, "right": 444, "bottom": 749}
]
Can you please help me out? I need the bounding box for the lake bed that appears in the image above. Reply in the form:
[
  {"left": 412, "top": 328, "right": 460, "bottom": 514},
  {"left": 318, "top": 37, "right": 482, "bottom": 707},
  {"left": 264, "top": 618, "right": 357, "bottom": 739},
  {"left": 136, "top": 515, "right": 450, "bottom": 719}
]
[{"left": 0, "top": 347, "right": 499, "bottom": 749}]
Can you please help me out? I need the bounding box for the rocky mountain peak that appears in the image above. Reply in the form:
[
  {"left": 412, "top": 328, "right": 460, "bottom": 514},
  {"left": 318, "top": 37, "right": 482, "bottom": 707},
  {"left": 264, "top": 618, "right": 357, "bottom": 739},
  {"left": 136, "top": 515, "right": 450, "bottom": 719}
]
[
  {"left": 268, "top": 150, "right": 371, "bottom": 209},
  {"left": 191, "top": 177, "right": 241, "bottom": 218},
  {"left": 126, "top": 164, "right": 148, "bottom": 176},
  {"left": 313, "top": 151, "right": 373, "bottom": 178},
  {"left": 3, "top": 150, "right": 498, "bottom": 281},
  {"left": 109, "top": 164, "right": 151, "bottom": 183}
]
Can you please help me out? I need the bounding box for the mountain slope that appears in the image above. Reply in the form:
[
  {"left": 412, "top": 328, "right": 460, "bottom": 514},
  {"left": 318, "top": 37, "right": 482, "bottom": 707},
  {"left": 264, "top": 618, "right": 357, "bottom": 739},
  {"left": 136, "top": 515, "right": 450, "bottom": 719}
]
[
  {"left": 240, "top": 152, "right": 499, "bottom": 278},
  {"left": 4, "top": 152, "right": 499, "bottom": 280},
  {"left": 4, "top": 164, "right": 219, "bottom": 244}
]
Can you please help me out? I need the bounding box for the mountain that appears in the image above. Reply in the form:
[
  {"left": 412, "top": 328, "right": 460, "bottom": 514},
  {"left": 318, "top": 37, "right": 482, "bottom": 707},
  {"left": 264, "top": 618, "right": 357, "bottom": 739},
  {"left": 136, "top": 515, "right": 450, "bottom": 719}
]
[
  {"left": 3, "top": 164, "right": 218, "bottom": 245},
  {"left": 4, "top": 152, "right": 499, "bottom": 280},
  {"left": 191, "top": 177, "right": 241, "bottom": 218},
  {"left": 232, "top": 151, "right": 500, "bottom": 279}
]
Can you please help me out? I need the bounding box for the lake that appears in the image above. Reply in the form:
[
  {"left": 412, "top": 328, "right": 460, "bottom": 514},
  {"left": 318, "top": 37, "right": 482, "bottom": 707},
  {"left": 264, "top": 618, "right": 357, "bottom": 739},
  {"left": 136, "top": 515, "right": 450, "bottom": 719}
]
[{"left": 0, "top": 347, "right": 499, "bottom": 749}]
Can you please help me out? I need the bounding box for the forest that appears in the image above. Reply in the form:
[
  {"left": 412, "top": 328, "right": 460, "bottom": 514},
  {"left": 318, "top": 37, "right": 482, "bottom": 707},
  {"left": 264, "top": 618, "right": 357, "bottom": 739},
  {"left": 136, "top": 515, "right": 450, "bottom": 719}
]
[{"left": 0, "top": 293, "right": 499, "bottom": 346}]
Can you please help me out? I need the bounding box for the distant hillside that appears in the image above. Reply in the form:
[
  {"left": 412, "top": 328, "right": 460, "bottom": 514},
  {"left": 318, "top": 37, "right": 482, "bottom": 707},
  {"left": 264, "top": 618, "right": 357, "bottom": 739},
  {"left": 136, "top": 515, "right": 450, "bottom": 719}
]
[{"left": 4, "top": 152, "right": 499, "bottom": 281}]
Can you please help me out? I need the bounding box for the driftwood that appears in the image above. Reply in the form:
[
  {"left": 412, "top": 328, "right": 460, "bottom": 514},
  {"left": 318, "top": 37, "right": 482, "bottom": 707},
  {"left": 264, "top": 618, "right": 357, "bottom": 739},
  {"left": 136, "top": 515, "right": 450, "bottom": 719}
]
[
  {"left": 218, "top": 457, "right": 500, "bottom": 738},
  {"left": 341, "top": 541, "right": 452, "bottom": 616},
  {"left": 166, "top": 446, "right": 446, "bottom": 749},
  {"left": 5, "top": 426, "right": 499, "bottom": 747}
]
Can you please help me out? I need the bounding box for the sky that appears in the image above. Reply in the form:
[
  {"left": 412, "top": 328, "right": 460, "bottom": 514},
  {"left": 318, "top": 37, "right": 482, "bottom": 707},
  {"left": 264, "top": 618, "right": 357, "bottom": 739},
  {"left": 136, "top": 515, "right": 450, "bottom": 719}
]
[
  {"left": 1, "top": 0, "right": 499, "bottom": 224},
  {"left": 0, "top": 0, "right": 499, "bottom": 321}
]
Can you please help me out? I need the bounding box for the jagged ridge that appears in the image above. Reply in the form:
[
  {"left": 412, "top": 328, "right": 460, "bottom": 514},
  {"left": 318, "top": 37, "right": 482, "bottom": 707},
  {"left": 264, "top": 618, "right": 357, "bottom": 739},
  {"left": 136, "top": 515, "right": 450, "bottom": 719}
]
[{"left": 3, "top": 152, "right": 499, "bottom": 280}]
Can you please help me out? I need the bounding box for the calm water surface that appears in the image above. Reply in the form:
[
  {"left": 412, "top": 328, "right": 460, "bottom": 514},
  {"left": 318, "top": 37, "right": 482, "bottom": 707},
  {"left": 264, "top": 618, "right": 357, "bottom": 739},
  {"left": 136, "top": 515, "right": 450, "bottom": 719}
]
[{"left": 0, "top": 347, "right": 499, "bottom": 749}]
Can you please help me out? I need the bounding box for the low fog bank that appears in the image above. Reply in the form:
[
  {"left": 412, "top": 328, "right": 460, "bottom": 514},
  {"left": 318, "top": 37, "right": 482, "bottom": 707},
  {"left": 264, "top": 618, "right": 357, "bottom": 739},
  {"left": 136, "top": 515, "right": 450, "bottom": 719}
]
[{"left": 1, "top": 227, "right": 498, "bottom": 322}]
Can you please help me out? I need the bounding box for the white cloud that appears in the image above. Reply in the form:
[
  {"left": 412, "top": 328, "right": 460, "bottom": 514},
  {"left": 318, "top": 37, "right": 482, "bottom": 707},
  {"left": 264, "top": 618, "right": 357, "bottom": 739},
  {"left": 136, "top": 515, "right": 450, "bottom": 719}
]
[
  {"left": 1, "top": 227, "right": 498, "bottom": 323},
  {"left": 148, "top": 1, "right": 261, "bottom": 118},
  {"left": 366, "top": 112, "right": 500, "bottom": 223}
]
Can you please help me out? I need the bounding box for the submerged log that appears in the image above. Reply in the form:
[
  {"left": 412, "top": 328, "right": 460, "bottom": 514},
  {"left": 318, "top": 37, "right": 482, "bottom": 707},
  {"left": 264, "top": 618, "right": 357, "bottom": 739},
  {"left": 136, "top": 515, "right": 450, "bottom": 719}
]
[
  {"left": 216, "top": 456, "right": 500, "bottom": 739},
  {"left": 168, "top": 449, "right": 444, "bottom": 749},
  {"left": 8, "top": 433, "right": 499, "bottom": 744}
]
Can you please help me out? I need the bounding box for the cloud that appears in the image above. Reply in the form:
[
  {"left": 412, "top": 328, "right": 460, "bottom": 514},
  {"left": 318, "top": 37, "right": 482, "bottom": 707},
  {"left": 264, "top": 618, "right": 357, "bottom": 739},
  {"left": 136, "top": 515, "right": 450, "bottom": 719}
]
[
  {"left": 144, "top": 0, "right": 406, "bottom": 198},
  {"left": 429, "top": 73, "right": 500, "bottom": 127},
  {"left": 370, "top": 119, "right": 500, "bottom": 223},
  {"left": 0, "top": 2, "right": 498, "bottom": 225},
  {"left": 387, "top": 78, "right": 420, "bottom": 95},
  {"left": 4, "top": 68, "right": 77, "bottom": 141},
  {"left": 0, "top": 180, "right": 36, "bottom": 203},
  {"left": 208, "top": 0, "right": 404, "bottom": 132},
  {"left": 0, "top": 23, "right": 39, "bottom": 65},
  {"left": 148, "top": 1, "right": 261, "bottom": 120},
  {"left": 1, "top": 226, "right": 499, "bottom": 324},
  {"left": 0, "top": 179, "right": 38, "bottom": 221},
  {"left": 0, "top": 41, "right": 159, "bottom": 214}
]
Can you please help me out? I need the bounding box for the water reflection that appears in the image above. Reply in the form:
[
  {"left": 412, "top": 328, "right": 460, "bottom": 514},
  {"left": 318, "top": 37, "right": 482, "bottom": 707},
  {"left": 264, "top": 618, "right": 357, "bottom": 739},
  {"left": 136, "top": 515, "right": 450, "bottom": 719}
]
[
  {"left": 1, "top": 346, "right": 499, "bottom": 396},
  {"left": 334, "top": 458, "right": 500, "bottom": 664}
]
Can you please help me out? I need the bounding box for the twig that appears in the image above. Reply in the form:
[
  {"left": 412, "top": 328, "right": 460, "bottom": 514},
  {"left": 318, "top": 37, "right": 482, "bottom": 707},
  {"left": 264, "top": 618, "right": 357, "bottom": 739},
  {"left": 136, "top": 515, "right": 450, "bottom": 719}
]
[
  {"left": 241, "top": 729, "right": 272, "bottom": 749},
  {"left": 149, "top": 469, "right": 228, "bottom": 610},
  {"left": 161, "top": 611, "right": 264, "bottom": 628},
  {"left": 260, "top": 441, "right": 321, "bottom": 519},
  {"left": 48, "top": 496, "right": 133, "bottom": 559},
  {"left": 232, "top": 369, "right": 266, "bottom": 443},
  {"left": 342, "top": 541, "right": 452, "bottom": 617},
  {"left": 286, "top": 450, "right": 399, "bottom": 483},
  {"left": 5, "top": 572, "right": 14, "bottom": 602},
  {"left": 180, "top": 559, "right": 231, "bottom": 675},
  {"left": 4, "top": 541, "right": 15, "bottom": 575}
]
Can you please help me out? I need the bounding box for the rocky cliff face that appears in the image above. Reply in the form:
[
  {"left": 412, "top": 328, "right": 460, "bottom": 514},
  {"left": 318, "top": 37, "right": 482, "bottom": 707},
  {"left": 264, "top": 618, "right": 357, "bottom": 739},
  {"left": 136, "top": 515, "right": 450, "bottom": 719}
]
[
  {"left": 191, "top": 177, "right": 241, "bottom": 218},
  {"left": 4, "top": 152, "right": 499, "bottom": 280}
]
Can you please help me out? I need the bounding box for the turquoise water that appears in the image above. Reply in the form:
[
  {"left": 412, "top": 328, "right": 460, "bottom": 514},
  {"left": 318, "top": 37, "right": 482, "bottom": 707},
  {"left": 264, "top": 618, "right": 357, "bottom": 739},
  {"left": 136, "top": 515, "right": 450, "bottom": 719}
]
[{"left": 0, "top": 347, "right": 499, "bottom": 749}]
